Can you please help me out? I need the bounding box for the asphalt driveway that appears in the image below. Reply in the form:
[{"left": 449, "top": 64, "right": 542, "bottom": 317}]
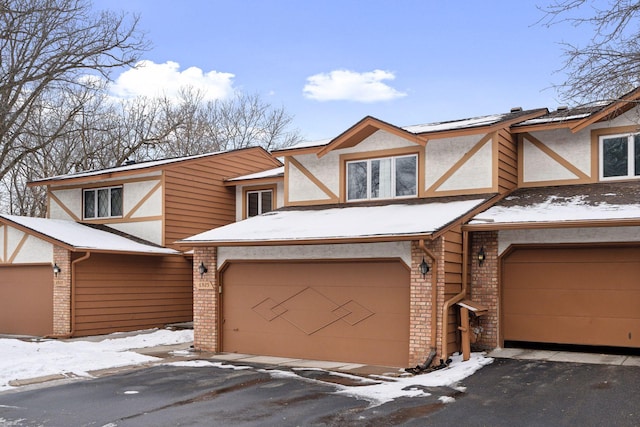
[{"left": 1, "top": 357, "right": 639, "bottom": 426}]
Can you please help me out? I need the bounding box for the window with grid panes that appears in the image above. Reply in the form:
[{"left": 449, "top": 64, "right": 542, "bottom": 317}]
[{"left": 83, "top": 186, "right": 123, "bottom": 219}]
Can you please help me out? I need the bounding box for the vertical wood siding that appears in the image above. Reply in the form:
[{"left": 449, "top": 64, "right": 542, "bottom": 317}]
[
  {"left": 443, "top": 227, "right": 464, "bottom": 354},
  {"left": 164, "top": 149, "right": 280, "bottom": 248},
  {"left": 496, "top": 128, "right": 518, "bottom": 193},
  {"left": 73, "top": 253, "right": 192, "bottom": 336}
]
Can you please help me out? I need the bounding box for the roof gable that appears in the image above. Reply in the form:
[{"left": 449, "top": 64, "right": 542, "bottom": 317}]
[
  {"left": 513, "top": 88, "right": 640, "bottom": 134},
  {"left": 570, "top": 87, "right": 640, "bottom": 133},
  {"left": 316, "top": 116, "right": 425, "bottom": 158}
]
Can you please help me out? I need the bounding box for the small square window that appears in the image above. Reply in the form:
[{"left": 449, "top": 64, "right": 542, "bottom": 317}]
[
  {"left": 246, "top": 189, "right": 273, "bottom": 218},
  {"left": 83, "top": 186, "right": 123, "bottom": 219}
]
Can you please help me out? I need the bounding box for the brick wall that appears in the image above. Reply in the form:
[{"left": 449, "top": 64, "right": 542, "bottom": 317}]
[
  {"left": 52, "top": 246, "right": 71, "bottom": 335},
  {"left": 469, "top": 231, "right": 499, "bottom": 350},
  {"left": 193, "top": 247, "right": 218, "bottom": 351},
  {"left": 409, "top": 239, "right": 443, "bottom": 367}
]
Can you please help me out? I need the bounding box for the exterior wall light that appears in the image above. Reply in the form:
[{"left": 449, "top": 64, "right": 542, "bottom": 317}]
[
  {"left": 419, "top": 257, "right": 430, "bottom": 278},
  {"left": 53, "top": 263, "right": 61, "bottom": 277},
  {"left": 198, "top": 262, "right": 208, "bottom": 277},
  {"left": 478, "top": 247, "right": 486, "bottom": 266}
]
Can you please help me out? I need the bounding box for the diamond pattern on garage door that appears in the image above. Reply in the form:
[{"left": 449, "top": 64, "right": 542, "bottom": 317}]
[{"left": 252, "top": 286, "right": 374, "bottom": 335}]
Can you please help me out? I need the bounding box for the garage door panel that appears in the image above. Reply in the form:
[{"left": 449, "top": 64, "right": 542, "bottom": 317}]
[
  {"left": 504, "top": 289, "right": 640, "bottom": 318},
  {"left": 503, "top": 246, "right": 640, "bottom": 348},
  {"left": 226, "top": 330, "right": 409, "bottom": 365},
  {"left": 506, "top": 247, "right": 640, "bottom": 263},
  {"left": 504, "top": 264, "right": 640, "bottom": 291},
  {"left": 222, "top": 260, "right": 409, "bottom": 367},
  {"left": 504, "top": 314, "right": 640, "bottom": 347}
]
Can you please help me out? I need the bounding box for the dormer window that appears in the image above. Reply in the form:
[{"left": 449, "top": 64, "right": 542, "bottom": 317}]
[
  {"left": 83, "top": 186, "right": 123, "bottom": 219},
  {"left": 600, "top": 133, "right": 640, "bottom": 180},
  {"left": 346, "top": 154, "right": 417, "bottom": 201},
  {"left": 243, "top": 185, "right": 276, "bottom": 218}
]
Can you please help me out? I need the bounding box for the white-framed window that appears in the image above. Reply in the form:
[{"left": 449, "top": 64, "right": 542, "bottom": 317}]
[
  {"left": 246, "top": 189, "right": 273, "bottom": 217},
  {"left": 599, "top": 133, "right": 640, "bottom": 180},
  {"left": 83, "top": 186, "right": 123, "bottom": 219},
  {"left": 346, "top": 154, "right": 417, "bottom": 201}
]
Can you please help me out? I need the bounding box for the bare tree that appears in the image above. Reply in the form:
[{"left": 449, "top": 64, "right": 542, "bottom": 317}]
[
  {"left": 0, "top": 1, "right": 302, "bottom": 215},
  {"left": 0, "top": 0, "right": 147, "bottom": 183},
  {"left": 155, "top": 89, "right": 303, "bottom": 158},
  {"left": 541, "top": 0, "right": 640, "bottom": 102}
]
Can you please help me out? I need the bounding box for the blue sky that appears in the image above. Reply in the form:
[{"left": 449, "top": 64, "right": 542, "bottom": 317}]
[{"left": 93, "top": 0, "right": 588, "bottom": 141}]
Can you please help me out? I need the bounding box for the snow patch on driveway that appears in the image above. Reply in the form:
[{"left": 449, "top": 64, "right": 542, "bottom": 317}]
[{"left": 334, "top": 353, "right": 493, "bottom": 406}]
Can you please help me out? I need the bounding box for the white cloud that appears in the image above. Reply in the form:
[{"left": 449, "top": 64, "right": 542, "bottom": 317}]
[
  {"left": 303, "top": 69, "right": 407, "bottom": 102},
  {"left": 109, "top": 60, "right": 235, "bottom": 101}
]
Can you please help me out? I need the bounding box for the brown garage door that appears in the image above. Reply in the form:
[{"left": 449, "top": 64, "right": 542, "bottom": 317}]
[
  {"left": 503, "top": 246, "right": 640, "bottom": 348},
  {"left": 0, "top": 265, "right": 53, "bottom": 336},
  {"left": 222, "top": 260, "right": 410, "bottom": 367}
]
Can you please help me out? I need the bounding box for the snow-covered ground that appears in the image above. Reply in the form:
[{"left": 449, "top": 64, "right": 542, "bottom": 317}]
[
  {"left": 1, "top": 328, "right": 493, "bottom": 406},
  {"left": 0, "top": 328, "right": 193, "bottom": 392}
]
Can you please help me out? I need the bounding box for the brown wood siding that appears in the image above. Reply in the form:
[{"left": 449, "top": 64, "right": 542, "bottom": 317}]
[
  {"left": 0, "top": 265, "right": 53, "bottom": 336},
  {"left": 497, "top": 129, "right": 518, "bottom": 193},
  {"left": 73, "top": 253, "right": 192, "bottom": 336},
  {"left": 164, "top": 149, "right": 280, "bottom": 248},
  {"left": 502, "top": 246, "right": 640, "bottom": 348},
  {"left": 443, "top": 228, "right": 464, "bottom": 354}
]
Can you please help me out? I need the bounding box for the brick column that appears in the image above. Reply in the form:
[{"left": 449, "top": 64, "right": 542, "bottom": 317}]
[
  {"left": 469, "top": 231, "right": 499, "bottom": 350},
  {"left": 193, "top": 247, "right": 218, "bottom": 352},
  {"left": 52, "top": 246, "right": 71, "bottom": 335},
  {"left": 409, "top": 239, "right": 442, "bottom": 367}
]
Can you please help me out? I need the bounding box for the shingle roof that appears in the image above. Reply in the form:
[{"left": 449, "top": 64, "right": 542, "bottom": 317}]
[{"left": 470, "top": 182, "right": 640, "bottom": 226}]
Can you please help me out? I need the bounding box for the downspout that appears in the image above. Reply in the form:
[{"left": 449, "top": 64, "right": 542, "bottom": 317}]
[
  {"left": 417, "top": 239, "right": 438, "bottom": 368},
  {"left": 46, "top": 251, "right": 91, "bottom": 339},
  {"left": 440, "top": 230, "right": 470, "bottom": 362}
]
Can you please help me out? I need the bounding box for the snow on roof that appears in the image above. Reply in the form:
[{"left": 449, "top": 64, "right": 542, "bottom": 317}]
[
  {"left": 181, "top": 198, "right": 488, "bottom": 244},
  {"left": 29, "top": 150, "right": 234, "bottom": 183},
  {"left": 514, "top": 102, "right": 609, "bottom": 127},
  {"left": 402, "top": 114, "right": 507, "bottom": 134},
  {"left": 226, "top": 166, "right": 284, "bottom": 182},
  {"left": 514, "top": 112, "right": 592, "bottom": 126},
  {"left": 470, "top": 191, "right": 640, "bottom": 225},
  {"left": 284, "top": 138, "right": 333, "bottom": 150},
  {"left": 1, "top": 214, "right": 178, "bottom": 254}
]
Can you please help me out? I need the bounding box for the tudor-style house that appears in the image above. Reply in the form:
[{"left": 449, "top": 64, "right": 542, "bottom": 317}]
[
  {"left": 182, "top": 88, "right": 640, "bottom": 369},
  {"left": 0, "top": 147, "right": 281, "bottom": 337}
]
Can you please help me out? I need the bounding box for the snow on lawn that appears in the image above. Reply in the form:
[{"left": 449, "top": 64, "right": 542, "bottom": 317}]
[{"left": 0, "top": 328, "right": 193, "bottom": 392}]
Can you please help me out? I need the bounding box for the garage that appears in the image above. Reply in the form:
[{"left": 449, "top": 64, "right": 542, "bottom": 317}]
[
  {"left": 502, "top": 246, "right": 640, "bottom": 348},
  {"left": 221, "top": 259, "right": 410, "bottom": 367},
  {"left": 0, "top": 265, "right": 53, "bottom": 336}
]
